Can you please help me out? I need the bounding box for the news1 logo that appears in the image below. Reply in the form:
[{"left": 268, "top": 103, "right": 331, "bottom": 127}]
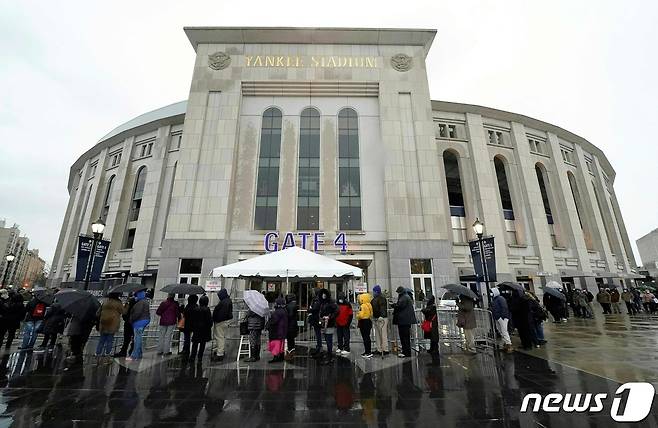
[{"left": 520, "top": 382, "right": 655, "bottom": 422}]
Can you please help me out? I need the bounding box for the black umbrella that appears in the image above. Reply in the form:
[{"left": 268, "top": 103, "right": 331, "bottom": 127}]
[
  {"left": 543, "top": 286, "right": 567, "bottom": 301},
  {"left": 54, "top": 289, "right": 100, "bottom": 320},
  {"left": 106, "top": 282, "right": 147, "bottom": 295},
  {"left": 498, "top": 281, "right": 525, "bottom": 296},
  {"left": 160, "top": 283, "right": 205, "bottom": 295},
  {"left": 32, "top": 288, "right": 55, "bottom": 305},
  {"left": 441, "top": 283, "right": 478, "bottom": 300}
]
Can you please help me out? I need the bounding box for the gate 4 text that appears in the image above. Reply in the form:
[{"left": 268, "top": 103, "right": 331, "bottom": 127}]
[{"left": 264, "top": 232, "right": 348, "bottom": 253}]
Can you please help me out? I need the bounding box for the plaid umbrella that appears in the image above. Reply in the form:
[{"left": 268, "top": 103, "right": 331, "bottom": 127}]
[{"left": 243, "top": 290, "right": 269, "bottom": 317}]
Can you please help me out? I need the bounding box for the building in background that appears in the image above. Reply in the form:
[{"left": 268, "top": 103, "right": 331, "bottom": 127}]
[
  {"left": 48, "top": 27, "right": 639, "bottom": 301},
  {"left": 0, "top": 220, "right": 45, "bottom": 288},
  {"left": 637, "top": 229, "right": 658, "bottom": 279}
]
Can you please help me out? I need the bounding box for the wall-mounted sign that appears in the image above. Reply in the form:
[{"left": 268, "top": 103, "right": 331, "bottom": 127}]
[
  {"left": 205, "top": 279, "right": 221, "bottom": 292},
  {"left": 264, "top": 232, "right": 348, "bottom": 253},
  {"left": 354, "top": 283, "right": 368, "bottom": 294},
  {"left": 245, "top": 55, "right": 377, "bottom": 68}
]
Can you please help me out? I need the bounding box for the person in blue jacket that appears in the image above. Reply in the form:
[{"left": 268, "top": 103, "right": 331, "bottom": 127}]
[
  {"left": 126, "top": 290, "right": 150, "bottom": 361},
  {"left": 491, "top": 288, "right": 513, "bottom": 353}
]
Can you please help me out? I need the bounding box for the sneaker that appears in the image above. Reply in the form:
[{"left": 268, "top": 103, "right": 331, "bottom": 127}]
[
  {"left": 362, "top": 353, "right": 373, "bottom": 359},
  {"left": 398, "top": 353, "right": 410, "bottom": 358},
  {"left": 341, "top": 350, "right": 350, "bottom": 355},
  {"left": 335, "top": 348, "right": 342, "bottom": 354},
  {"left": 33, "top": 347, "right": 46, "bottom": 354},
  {"left": 372, "top": 351, "right": 382, "bottom": 356}
]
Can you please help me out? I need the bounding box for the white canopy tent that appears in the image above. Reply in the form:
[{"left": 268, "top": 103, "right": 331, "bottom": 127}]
[{"left": 210, "top": 246, "right": 362, "bottom": 294}]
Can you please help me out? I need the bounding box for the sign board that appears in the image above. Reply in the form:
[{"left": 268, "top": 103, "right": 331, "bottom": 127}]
[
  {"left": 469, "top": 236, "right": 497, "bottom": 282},
  {"left": 245, "top": 55, "right": 377, "bottom": 69},
  {"left": 75, "top": 236, "right": 110, "bottom": 282},
  {"left": 267, "top": 283, "right": 276, "bottom": 292},
  {"left": 264, "top": 232, "right": 348, "bottom": 253},
  {"left": 354, "top": 283, "right": 368, "bottom": 294},
  {"left": 205, "top": 279, "right": 221, "bottom": 292}
]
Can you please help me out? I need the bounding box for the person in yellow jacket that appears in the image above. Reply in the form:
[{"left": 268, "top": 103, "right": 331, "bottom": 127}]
[{"left": 356, "top": 293, "right": 374, "bottom": 358}]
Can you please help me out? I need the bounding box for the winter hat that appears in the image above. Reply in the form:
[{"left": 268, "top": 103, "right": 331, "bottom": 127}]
[
  {"left": 373, "top": 285, "right": 382, "bottom": 295},
  {"left": 135, "top": 290, "right": 146, "bottom": 300},
  {"left": 492, "top": 288, "right": 500, "bottom": 298},
  {"left": 199, "top": 295, "right": 209, "bottom": 307},
  {"left": 396, "top": 286, "right": 405, "bottom": 294},
  {"left": 275, "top": 296, "right": 286, "bottom": 307}
]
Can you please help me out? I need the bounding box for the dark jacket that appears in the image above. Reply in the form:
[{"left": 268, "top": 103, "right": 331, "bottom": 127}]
[
  {"left": 246, "top": 310, "right": 265, "bottom": 331},
  {"left": 129, "top": 299, "right": 150, "bottom": 325},
  {"left": 421, "top": 298, "right": 440, "bottom": 343},
  {"left": 5, "top": 295, "right": 26, "bottom": 329},
  {"left": 308, "top": 289, "right": 322, "bottom": 324},
  {"left": 285, "top": 294, "right": 298, "bottom": 337},
  {"left": 456, "top": 297, "right": 476, "bottom": 329},
  {"left": 491, "top": 295, "right": 510, "bottom": 320},
  {"left": 156, "top": 298, "right": 180, "bottom": 326},
  {"left": 212, "top": 289, "right": 233, "bottom": 323},
  {"left": 393, "top": 287, "right": 416, "bottom": 326},
  {"left": 371, "top": 293, "right": 388, "bottom": 319},
  {"left": 190, "top": 305, "right": 213, "bottom": 343},
  {"left": 268, "top": 298, "right": 288, "bottom": 340},
  {"left": 42, "top": 302, "right": 67, "bottom": 335},
  {"left": 318, "top": 289, "right": 338, "bottom": 328},
  {"left": 183, "top": 296, "right": 199, "bottom": 333}
]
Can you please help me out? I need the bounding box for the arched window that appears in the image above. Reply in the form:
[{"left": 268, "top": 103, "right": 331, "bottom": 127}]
[
  {"left": 567, "top": 172, "right": 593, "bottom": 250},
  {"left": 494, "top": 157, "right": 518, "bottom": 244},
  {"left": 443, "top": 151, "right": 466, "bottom": 242},
  {"left": 535, "top": 165, "right": 557, "bottom": 246},
  {"left": 101, "top": 175, "right": 115, "bottom": 221},
  {"left": 592, "top": 181, "right": 614, "bottom": 251},
  {"left": 255, "top": 108, "right": 282, "bottom": 230},
  {"left": 78, "top": 184, "right": 93, "bottom": 235},
  {"left": 130, "top": 167, "right": 147, "bottom": 222},
  {"left": 297, "top": 108, "right": 321, "bottom": 230},
  {"left": 338, "top": 108, "right": 361, "bottom": 230}
]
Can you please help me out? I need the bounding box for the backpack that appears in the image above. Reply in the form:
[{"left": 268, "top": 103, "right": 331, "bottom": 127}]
[{"left": 32, "top": 302, "right": 46, "bottom": 319}]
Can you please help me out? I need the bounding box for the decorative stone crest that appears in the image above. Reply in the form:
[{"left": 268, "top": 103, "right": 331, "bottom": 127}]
[
  {"left": 208, "top": 51, "right": 231, "bottom": 70},
  {"left": 390, "top": 53, "right": 413, "bottom": 72}
]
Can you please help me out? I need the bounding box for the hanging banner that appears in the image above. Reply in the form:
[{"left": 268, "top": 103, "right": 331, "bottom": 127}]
[
  {"left": 469, "top": 236, "right": 497, "bottom": 282},
  {"left": 75, "top": 236, "right": 110, "bottom": 282}
]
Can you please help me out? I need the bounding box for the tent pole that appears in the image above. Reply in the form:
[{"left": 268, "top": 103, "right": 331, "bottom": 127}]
[{"left": 286, "top": 269, "right": 289, "bottom": 295}]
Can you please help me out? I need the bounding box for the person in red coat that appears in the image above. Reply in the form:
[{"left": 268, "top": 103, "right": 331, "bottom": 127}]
[{"left": 335, "top": 294, "right": 353, "bottom": 355}]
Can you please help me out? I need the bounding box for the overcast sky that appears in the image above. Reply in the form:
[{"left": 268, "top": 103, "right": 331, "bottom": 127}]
[{"left": 1, "top": 0, "right": 657, "bottom": 268}]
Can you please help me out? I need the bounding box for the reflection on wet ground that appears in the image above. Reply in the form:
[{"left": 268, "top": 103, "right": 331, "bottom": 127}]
[{"left": 0, "top": 315, "right": 656, "bottom": 427}]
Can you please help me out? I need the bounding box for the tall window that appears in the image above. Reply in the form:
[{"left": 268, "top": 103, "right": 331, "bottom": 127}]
[
  {"left": 494, "top": 157, "right": 518, "bottom": 244},
  {"left": 338, "top": 108, "right": 361, "bottom": 230},
  {"left": 78, "top": 184, "right": 93, "bottom": 235},
  {"left": 592, "top": 182, "right": 614, "bottom": 251},
  {"left": 297, "top": 108, "right": 321, "bottom": 230},
  {"left": 101, "top": 175, "right": 115, "bottom": 221},
  {"left": 535, "top": 165, "right": 558, "bottom": 247},
  {"left": 130, "top": 167, "right": 147, "bottom": 222},
  {"left": 443, "top": 151, "right": 467, "bottom": 243},
  {"left": 255, "top": 108, "right": 282, "bottom": 230},
  {"left": 410, "top": 259, "right": 433, "bottom": 299},
  {"left": 567, "top": 172, "right": 584, "bottom": 229}
]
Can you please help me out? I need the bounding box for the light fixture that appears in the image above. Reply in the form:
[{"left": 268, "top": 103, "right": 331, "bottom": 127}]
[
  {"left": 91, "top": 218, "right": 106, "bottom": 235},
  {"left": 472, "top": 218, "right": 484, "bottom": 236},
  {"left": 5, "top": 254, "right": 15, "bottom": 263}
]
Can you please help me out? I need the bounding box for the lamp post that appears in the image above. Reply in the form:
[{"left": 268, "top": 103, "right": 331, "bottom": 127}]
[
  {"left": 84, "top": 218, "right": 105, "bottom": 291},
  {"left": 472, "top": 218, "right": 491, "bottom": 307},
  {"left": 2, "top": 253, "right": 15, "bottom": 287}
]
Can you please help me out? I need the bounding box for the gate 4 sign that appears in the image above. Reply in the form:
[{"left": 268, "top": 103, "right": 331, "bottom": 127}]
[{"left": 264, "top": 232, "right": 348, "bottom": 253}]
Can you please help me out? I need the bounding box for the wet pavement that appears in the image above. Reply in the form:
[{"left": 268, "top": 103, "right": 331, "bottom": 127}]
[{"left": 0, "top": 315, "right": 656, "bottom": 427}]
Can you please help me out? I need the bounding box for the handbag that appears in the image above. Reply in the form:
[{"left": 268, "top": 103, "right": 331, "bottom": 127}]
[
  {"left": 177, "top": 313, "right": 185, "bottom": 331},
  {"left": 421, "top": 315, "right": 435, "bottom": 333}
]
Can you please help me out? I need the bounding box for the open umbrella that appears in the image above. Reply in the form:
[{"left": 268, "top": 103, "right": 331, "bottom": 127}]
[
  {"left": 243, "top": 290, "right": 269, "bottom": 317},
  {"left": 107, "top": 282, "right": 147, "bottom": 295},
  {"left": 543, "top": 286, "right": 566, "bottom": 301},
  {"left": 545, "top": 281, "right": 562, "bottom": 289},
  {"left": 160, "top": 284, "right": 205, "bottom": 295},
  {"left": 441, "top": 283, "right": 478, "bottom": 300},
  {"left": 32, "top": 288, "right": 55, "bottom": 305},
  {"left": 498, "top": 281, "right": 525, "bottom": 296},
  {"left": 54, "top": 289, "right": 100, "bottom": 320}
]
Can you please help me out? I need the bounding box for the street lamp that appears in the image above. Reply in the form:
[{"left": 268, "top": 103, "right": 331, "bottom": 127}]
[
  {"left": 472, "top": 218, "right": 491, "bottom": 306},
  {"left": 2, "top": 253, "right": 15, "bottom": 287},
  {"left": 84, "top": 218, "right": 105, "bottom": 291}
]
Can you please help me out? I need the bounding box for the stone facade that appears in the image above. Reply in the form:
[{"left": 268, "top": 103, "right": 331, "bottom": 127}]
[{"left": 48, "top": 27, "right": 637, "bottom": 299}]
